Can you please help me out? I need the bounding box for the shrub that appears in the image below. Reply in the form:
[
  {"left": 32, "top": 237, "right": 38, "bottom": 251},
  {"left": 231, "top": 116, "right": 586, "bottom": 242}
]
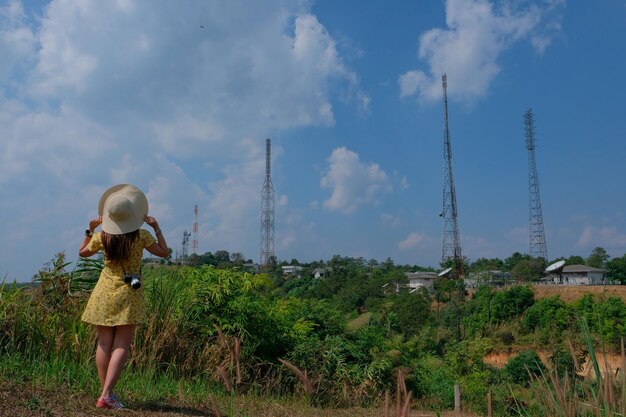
[
  {"left": 490, "top": 286, "right": 534, "bottom": 322},
  {"left": 505, "top": 350, "right": 546, "bottom": 386}
]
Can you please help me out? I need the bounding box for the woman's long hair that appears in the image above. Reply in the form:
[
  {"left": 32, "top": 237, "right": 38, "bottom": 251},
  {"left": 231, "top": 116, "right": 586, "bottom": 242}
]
[{"left": 101, "top": 230, "right": 139, "bottom": 264}]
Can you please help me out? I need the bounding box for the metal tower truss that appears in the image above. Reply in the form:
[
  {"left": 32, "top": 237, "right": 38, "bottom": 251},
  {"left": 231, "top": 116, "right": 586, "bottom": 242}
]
[
  {"left": 524, "top": 109, "right": 548, "bottom": 261},
  {"left": 182, "top": 230, "right": 191, "bottom": 261},
  {"left": 260, "top": 138, "right": 275, "bottom": 268},
  {"left": 192, "top": 205, "right": 199, "bottom": 255},
  {"left": 441, "top": 74, "right": 462, "bottom": 271}
]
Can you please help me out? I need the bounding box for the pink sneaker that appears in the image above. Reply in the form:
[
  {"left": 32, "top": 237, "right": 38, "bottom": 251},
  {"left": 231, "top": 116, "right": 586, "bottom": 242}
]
[{"left": 96, "top": 396, "right": 125, "bottom": 409}]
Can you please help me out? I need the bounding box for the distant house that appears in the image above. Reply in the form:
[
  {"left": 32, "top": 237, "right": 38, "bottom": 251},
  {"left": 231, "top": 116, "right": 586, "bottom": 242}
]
[
  {"left": 243, "top": 262, "right": 260, "bottom": 273},
  {"left": 143, "top": 257, "right": 162, "bottom": 266},
  {"left": 312, "top": 267, "right": 331, "bottom": 279},
  {"left": 405, "top": 271, "right": 439, "bottom": 291},
  {"left": 545, "top": 264, "right": 606, "bottom": 285},
  {"left": 282, "top": 265, "right": 303, "bottom": 277}
]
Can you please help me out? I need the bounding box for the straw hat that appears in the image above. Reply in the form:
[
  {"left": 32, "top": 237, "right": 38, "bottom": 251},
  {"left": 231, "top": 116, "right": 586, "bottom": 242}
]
[{"left": 98, "top": 184, "right": 148, "bottom": 235}]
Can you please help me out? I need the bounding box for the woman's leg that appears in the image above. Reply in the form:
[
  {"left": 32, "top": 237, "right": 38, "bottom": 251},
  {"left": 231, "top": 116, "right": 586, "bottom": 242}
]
[
  {"left": 95, "top": 326, "right": 115, "bottom": 387},
  {"left": 100, "top": 324, "right": 136, "bottom": 399}
]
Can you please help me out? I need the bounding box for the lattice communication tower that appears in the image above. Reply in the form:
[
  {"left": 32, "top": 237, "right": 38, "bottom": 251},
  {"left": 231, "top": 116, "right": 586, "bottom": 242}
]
[
  {"left": 182, "top": 230, "right": 191, "bottom": 261},
  {"left": 192, "top": 204, "right": 199, "bottom": 255},
  {"left": 440, "top": 74, "right": 462, "bottom": 275},
  {"left": 260, "top": 138, "right": 275, "bottom": 269},
  {"left": 524, "top": 109, "right": 548, "bottom": 261}
]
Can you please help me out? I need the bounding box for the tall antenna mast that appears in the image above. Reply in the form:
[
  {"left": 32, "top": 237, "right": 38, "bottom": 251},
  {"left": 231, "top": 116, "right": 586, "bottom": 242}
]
[
  {"left": 441, "top": 74, "right": 462, "bottom": 275},
  {"left": 260, "top": 138, "right": 275, "bottom": 269},
  {"left": 182, "top": 230, "right": 191, "bottom": 262},
  {"left": 192, "top": 204, "right": 199, "bottom": 255},
  {"left": 524, "top": 109, "right": 547, "bottom": 261}
]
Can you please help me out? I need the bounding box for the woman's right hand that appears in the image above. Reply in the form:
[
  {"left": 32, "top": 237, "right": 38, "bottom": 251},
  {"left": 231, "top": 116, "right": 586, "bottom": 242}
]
[{"left": 88, "top": 216, "right": 102, "bottom": 232}]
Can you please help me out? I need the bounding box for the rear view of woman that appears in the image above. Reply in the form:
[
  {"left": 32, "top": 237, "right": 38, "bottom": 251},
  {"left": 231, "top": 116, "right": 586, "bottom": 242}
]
[{"left": 79, "top": 184, "right": 169, "bottom": 409}]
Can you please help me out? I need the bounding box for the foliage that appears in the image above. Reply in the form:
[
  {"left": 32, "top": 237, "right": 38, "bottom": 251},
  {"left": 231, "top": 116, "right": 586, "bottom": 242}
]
[
  {"left": 521, "top": 296, "right": 569, "bottom": 334},
  {"left": 565, "top": 255, "right": 585, "bottom": 265},
  {"left": 469, "top": 257, "right": 505, "bottom": 272},
  {"left": 514, "top": 318, "right": 626, "bottom": 417},
  {"left": 606, "top": 254, "right": 626, "bottom": 283},
  {"left": 389, "top": 287, "right": 432, "bottom": 338},
  {"left": 504, "top": 252, "right": 530, "bottom": 272},
  {"left": 572, "top": 294, "right": 626, "bottom": 347},
  {"left": 511, "top": 258, "right": 546, "bottom": 281},
  {"left": 505, "top": 350, "right": 546, "bottom": 386},
  {"left": 5, "top": 251, "right": 626, "bottom": 413},
  {"left": 462, "top": 284, "right": 536, "bottom": 341},
  {"left": 586, "top": 246, "right": 609, "bottom": 269}
]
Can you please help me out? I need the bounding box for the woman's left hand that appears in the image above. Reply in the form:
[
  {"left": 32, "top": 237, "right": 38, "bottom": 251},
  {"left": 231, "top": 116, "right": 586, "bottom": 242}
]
[{"left": 145, "top": 215, "right": 159, "bottom": 229}]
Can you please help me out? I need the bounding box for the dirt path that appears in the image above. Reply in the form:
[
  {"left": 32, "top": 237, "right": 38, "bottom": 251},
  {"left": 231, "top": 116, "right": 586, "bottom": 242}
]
[{"left": 0, "top": 381, "right": 474, "bottom": 417}]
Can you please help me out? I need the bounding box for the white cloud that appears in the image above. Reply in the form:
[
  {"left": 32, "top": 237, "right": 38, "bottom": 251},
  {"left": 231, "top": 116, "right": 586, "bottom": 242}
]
[
  {"left": 280, "top": 234, "right": 297, "bottom": 250},
  {"left": 399, "top": 70, "right": 427, "bottom": 98},
  {"left": 277, "top": 195, "right": 288, "bottom": 207},
  {"left": 0, "top": 0, "right": 36, "bottom": 82},
  {"left": 400, "top": 176, "right": 409, "bottom": 190},
  {"left": 381, "top": 213, "right": 402, "bottom": 228},
  {"left": 0, "top": 0, "right": 364, "bottom": 280},
  {"left": 505, "top": 226, "right": 528, "bottom": 246},
  {"left": 321, "top": 147, "right": 392, "bottom": 214},
  {"left": 399, "top": 232, "right": 427, "bottom": 250},
  {"left": 577, "top": 226, "right": 626, "bottom": 250},
  {"left": 399, "top": 0, "right": 564, "bottom": 103}
]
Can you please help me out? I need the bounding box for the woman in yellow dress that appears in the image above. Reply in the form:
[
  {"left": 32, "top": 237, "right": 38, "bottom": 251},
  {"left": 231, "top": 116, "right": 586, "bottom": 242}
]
[{"left": 79, "top": 184, "right": 169, "bottom": 409}]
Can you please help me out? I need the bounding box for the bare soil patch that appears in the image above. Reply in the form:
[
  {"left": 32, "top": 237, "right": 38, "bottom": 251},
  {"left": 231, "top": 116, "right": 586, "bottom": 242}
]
[{"left": 530, "top": 284, "right": 626, "bottom": 303}]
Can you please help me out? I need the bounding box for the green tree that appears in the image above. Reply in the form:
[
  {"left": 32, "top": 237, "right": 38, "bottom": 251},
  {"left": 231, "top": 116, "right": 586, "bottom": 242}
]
[
  {"left": 522, "top": 296, "right": 569, "bottom": 333},
  {"left": 595, "top": 297, "right": 626, "bottom": 346},
  {"left": 391, "top": 287, "right": 432, "bottom": 337},
  {"left": 565, "top": 255, "right": 585, "bottom": 265},
  {"left": 230, "top": 252, "right": 245, "bottom": 264},
  {"left": 587, "top": 246, "right": 610, "bottom": 269},
  {"left": 491, "top": 286, "right": 535, "bottom": 322},
  {"left": 433, "top": 277, "right": 460, "bottom": 304},
  {"left": 511, "top": 258, "right": 544, "bottom": 281},
  {"left": 214, "top": 250, "right": 230, "bottom": 262},
  {"left": 606, "top": 254, "right": 626, "bottom": 284},
  {"left": 470, "top": 257, "right": 504, "bottom": 272},
  {"left": 505, "top": 350, "right": 546, "bottom": 386},
  {"left": 504, "top": 252, "right": 529, "bottom": 272}
]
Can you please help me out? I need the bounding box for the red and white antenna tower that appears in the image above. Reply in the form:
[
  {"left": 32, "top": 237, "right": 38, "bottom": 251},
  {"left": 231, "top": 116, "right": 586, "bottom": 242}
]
[{"left": 192, "top": 204, "right": 199, "bottom": 255}]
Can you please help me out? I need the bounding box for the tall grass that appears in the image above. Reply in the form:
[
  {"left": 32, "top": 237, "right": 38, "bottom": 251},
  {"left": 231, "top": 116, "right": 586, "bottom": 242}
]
[{"left": 514, "top": 318, "right": 626, "bottom": 416}]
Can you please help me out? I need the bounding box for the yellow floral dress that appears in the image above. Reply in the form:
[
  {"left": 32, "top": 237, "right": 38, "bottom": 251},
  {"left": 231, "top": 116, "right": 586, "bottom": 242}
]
[{"left": 81, "top": 229, "right": 156, "bottom": 326}]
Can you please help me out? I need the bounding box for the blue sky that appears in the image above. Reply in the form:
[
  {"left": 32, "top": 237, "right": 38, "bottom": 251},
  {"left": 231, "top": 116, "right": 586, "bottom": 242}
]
[{"left": 1, "top": 0, "right": 625, "bottom": 282}]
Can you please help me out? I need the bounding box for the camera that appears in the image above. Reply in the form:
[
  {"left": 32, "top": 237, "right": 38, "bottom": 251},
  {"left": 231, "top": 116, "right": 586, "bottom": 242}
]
[{"left": 123, "top": 274, "right": 141, "bottom": 289}]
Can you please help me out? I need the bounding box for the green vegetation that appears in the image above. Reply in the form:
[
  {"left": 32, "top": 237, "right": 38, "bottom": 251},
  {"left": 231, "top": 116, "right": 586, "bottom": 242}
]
[{"left": 2, "top": 250, "right": 626, "bottom": 416}]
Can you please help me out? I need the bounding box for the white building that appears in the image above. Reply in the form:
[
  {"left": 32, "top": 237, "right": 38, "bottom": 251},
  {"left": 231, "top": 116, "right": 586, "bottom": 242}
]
[
  {"left": 546, "top": 264, "right": 606, "bottom": 285},
  {"left": 312, "top": 267, "right": 331, "bottom": 279},
  {"left": 405, "top": 271, "right": 439, "bottom": 291},
  {"left": 282, "top": 265, "right": 303, "bottom": 277}
]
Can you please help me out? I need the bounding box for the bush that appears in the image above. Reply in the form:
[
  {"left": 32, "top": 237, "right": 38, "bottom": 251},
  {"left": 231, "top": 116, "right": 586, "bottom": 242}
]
[
  {"left": 522, "top": 296, "right": 569, "bottom": 334},
  {"left": 411, "top": 355, "right": 455, "bottom": 409},
  {"left": 505, "top": 350, "right": 546, "bottom": 386},
  {"left": 490, "top": 286, "right": 534, "bottom": 322},
  {"left": 497, "top": 330, "right": 515, "bottom": 346}
]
